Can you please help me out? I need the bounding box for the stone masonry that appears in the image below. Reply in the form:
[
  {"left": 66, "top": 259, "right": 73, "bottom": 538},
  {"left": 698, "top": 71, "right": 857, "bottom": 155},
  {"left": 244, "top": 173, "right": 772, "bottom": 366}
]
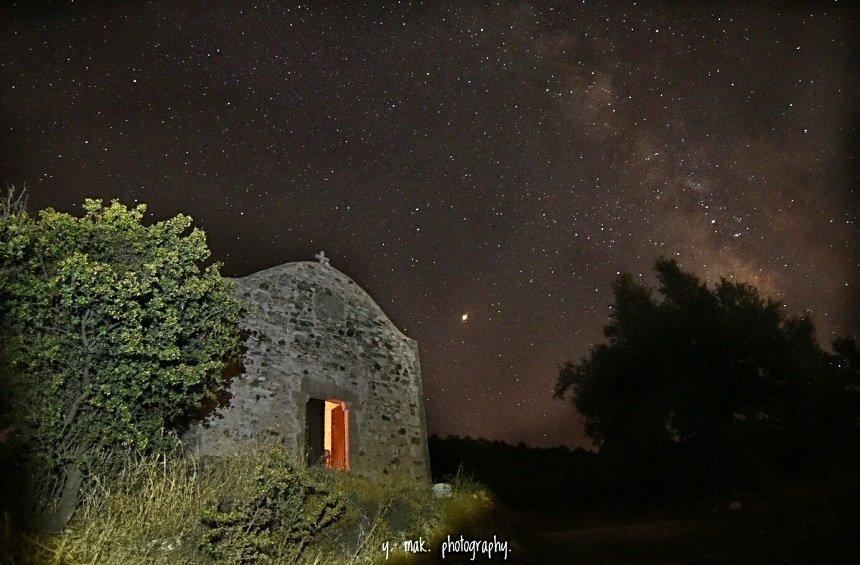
[{"left": 182, "top": 257, "right": 431, "bottom": 483}]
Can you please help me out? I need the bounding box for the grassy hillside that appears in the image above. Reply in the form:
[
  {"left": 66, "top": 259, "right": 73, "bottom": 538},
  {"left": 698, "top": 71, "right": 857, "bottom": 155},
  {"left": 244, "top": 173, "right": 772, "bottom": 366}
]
[{"left": 2, "top": 445, "right": 490, "bottom": 564}]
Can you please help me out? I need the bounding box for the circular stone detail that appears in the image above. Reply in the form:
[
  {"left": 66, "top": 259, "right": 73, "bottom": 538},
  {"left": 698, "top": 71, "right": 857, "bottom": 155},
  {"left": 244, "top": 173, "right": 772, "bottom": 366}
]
[{"left": 314, "top": 288, "right": 346, "bottom": 322}]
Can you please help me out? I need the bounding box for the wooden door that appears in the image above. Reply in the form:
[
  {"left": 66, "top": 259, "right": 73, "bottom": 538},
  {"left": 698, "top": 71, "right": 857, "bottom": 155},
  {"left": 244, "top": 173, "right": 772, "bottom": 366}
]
[{"left": 329, "top": 403, "right": 347, "bottom": 470}]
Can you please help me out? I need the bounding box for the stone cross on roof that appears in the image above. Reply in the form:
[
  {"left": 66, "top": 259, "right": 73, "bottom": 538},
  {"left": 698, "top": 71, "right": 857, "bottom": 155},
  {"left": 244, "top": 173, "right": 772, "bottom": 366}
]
[{"left": 315, "top": 251, "right": 330, "bottom": 266}]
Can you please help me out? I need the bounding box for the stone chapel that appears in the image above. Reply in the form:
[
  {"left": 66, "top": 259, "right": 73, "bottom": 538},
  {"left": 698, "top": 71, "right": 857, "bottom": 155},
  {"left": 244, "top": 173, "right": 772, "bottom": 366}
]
[{"left": 183, "top": 253, "right": 431, "bottom": 482}]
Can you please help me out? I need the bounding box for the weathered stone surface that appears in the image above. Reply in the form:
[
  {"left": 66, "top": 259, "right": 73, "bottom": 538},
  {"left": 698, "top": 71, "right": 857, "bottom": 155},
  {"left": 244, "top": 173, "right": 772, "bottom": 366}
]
[
  {"left": 431, "top": 483, "right": 453, "bottom": 498},
  {"left": 182, "top": 260, "right": 431, "bottom": 482}
]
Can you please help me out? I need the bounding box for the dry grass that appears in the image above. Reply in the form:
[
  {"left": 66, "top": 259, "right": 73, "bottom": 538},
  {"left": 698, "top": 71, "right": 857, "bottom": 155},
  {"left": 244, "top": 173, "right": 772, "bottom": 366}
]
[
  {"left": 4, "top": 447, "right": 491, "bottom": 564},
  {"left": 307, "top": 469, "right": 491, "bottom": 563},
  {"left": 19, "top": 451, "right": 248, "bottom": 564}
]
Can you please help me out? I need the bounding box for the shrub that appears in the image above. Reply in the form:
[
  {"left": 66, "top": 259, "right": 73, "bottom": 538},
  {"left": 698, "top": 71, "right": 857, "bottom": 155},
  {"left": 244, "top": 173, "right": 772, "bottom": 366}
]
[
  {"left": 0, "top": 194, "right": 242, "bottom": 529},
  {"left": 200, "top": 448, "right": 345, "bottom": 562}
]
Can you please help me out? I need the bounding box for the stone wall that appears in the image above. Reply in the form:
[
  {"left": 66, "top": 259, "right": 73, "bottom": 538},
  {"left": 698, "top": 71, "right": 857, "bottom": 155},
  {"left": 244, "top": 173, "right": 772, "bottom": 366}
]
[{"left": 182, "top": 261, "right": 431, "bottom": 483}]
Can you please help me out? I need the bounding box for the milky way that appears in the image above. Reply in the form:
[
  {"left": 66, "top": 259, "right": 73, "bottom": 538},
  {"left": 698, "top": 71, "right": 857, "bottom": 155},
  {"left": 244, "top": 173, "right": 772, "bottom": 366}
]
[{"left": 1, "top": 3, "right": 856, "bottom": 446}]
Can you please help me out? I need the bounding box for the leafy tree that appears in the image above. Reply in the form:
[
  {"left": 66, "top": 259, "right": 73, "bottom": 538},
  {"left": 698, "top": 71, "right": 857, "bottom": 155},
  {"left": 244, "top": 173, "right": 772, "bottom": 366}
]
[
  {"left": 0, "top": 187, "right": 28, "bottom": 284},
  {"left": 0, "top": 188, "right": 30, "bottom": 436},
  {"left": 0, "top": 194, "right": 242, "bottom": 529},
  {"left": 555, "top": 258, "right": 859, "bottom": 484}
]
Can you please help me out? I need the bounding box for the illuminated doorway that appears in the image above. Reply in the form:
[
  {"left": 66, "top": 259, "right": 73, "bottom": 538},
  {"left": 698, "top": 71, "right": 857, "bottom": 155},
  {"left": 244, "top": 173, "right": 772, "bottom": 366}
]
[{"left": 305, "top": 398, "right": 349, "bottom": 470}]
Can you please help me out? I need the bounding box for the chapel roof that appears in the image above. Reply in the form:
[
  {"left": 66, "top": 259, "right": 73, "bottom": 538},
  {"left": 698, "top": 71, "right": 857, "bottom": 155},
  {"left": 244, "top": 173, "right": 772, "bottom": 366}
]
[{"left": 237, "top": 257, "right": 413, "bottom": 341}]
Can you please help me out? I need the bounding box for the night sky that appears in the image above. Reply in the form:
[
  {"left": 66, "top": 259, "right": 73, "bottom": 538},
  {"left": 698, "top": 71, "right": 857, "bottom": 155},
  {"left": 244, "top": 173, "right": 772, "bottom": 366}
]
[{"left": 1, "top": 2, "right": 856, "bottom": 447}]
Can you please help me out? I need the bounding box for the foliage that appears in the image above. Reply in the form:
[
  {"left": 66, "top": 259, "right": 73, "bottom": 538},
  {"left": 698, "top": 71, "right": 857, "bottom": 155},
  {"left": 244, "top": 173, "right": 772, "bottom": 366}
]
[
  {"left": 0, "top": 188, "right": 29, "bottom": 421},
  {"left": 200, "top": 448, "right": 345, "bottom": 563},
  {"left": 309, "top": 463, "right": 487, "bottom": 563},
  {"left": 555, "top": 258, "right": 859, "bottom": 483},
  {"left": 0, "top": 187, "right": 29, "bottom": 294},
  {"left": 3, "top": 445, "right": 490, "bottom": 564},
  {"left": 0, "top": 191, "right": 242, "bottom": 529}
]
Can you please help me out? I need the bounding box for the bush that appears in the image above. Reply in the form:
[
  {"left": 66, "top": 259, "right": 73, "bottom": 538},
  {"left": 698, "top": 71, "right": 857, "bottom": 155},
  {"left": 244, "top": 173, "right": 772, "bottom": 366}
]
[
  {"left": 200, "top": 449, "right": 345, "bottom": 562},
  {"left": 0, "top": 194, "right": 242, "bottom": 529}
]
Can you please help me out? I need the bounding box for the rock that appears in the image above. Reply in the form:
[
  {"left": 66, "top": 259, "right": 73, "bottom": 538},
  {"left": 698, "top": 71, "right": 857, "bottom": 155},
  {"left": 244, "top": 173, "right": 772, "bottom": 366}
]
[{"left": 432, "top": 483, "right": 453, "bottom": 498}]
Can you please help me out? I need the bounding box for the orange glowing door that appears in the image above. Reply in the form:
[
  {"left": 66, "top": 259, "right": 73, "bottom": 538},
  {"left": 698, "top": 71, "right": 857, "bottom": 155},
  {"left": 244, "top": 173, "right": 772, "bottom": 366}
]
[{"left": 328, "top": 403, "right": 349, "bottom": 470}]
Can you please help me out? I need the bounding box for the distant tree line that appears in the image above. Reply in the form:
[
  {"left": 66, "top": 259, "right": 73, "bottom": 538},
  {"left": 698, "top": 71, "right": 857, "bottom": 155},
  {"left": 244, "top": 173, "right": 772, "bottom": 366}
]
[{"left": 429, "top": 434, "right": 600, "bottom": 509}]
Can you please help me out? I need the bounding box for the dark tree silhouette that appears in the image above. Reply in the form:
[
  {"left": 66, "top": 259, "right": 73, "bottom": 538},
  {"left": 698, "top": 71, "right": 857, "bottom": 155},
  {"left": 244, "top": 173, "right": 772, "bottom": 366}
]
[{"left": 556, "top": 258, "right": 859, "bottom": 484}]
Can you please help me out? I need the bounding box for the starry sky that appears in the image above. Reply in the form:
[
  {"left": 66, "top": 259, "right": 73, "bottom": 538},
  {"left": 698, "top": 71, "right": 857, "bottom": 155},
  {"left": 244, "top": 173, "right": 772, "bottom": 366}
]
[{"left": 1, "top": 2, "right": 856, "bottom": 447}]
